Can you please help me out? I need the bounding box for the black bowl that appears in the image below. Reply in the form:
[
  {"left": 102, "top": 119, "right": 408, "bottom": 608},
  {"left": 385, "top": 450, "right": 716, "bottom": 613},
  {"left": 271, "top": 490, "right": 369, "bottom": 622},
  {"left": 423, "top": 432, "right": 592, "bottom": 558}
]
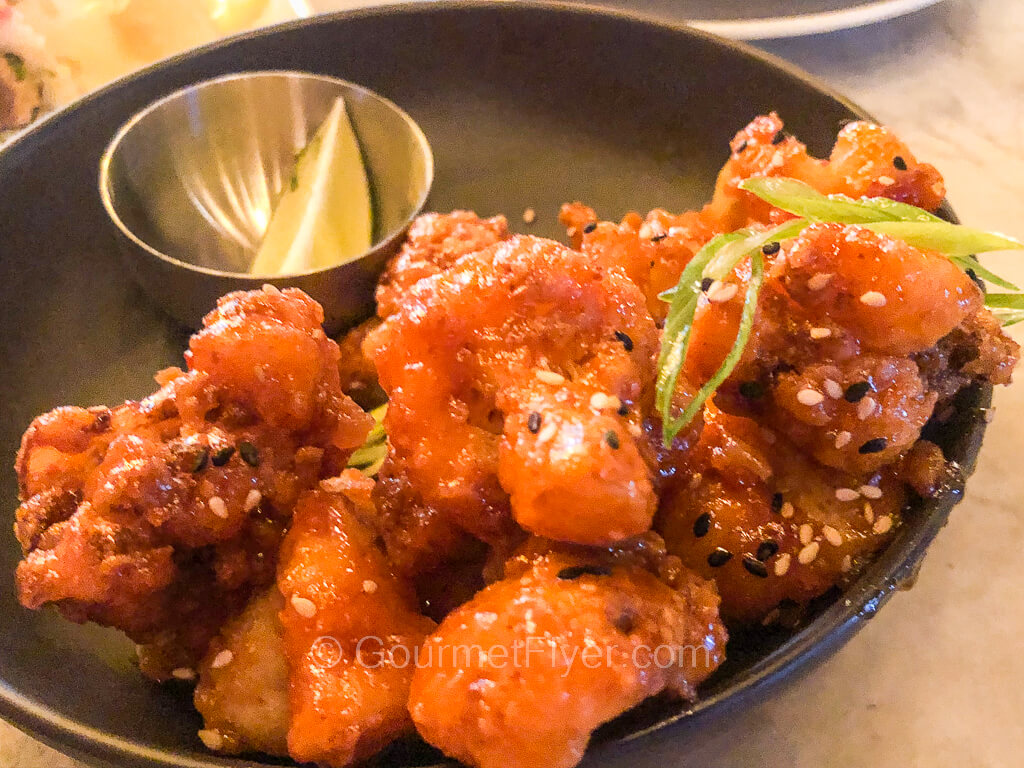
[{"left": 0, "top": 3, "right": 989, "bottom": 767}]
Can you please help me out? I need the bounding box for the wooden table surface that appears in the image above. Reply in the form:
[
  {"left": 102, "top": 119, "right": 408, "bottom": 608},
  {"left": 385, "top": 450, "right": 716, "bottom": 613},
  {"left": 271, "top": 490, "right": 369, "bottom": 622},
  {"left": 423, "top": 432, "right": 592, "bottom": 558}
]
[{"left": 3, "top": 0, "right": 1022, "bottom": 765}]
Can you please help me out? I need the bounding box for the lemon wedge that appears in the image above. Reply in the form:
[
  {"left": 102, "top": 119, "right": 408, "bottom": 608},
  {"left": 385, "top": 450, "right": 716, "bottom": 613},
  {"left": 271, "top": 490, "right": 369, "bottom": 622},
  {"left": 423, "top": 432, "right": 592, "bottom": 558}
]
[{"left": 250, "top": 95, "right": 374, "bottom": 275}]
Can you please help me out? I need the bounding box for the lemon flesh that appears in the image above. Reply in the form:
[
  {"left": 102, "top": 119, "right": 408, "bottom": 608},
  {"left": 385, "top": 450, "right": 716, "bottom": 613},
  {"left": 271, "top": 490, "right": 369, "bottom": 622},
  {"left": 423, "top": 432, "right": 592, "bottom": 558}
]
[{"left": 250, "top": 95, "right": 374, "bottom": 276}]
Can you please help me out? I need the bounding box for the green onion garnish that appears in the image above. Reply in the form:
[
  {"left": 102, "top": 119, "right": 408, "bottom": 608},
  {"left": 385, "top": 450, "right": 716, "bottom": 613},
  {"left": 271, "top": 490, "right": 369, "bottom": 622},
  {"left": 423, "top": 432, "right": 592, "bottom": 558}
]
[
  {"left": 656, "top": 176, "right": 1024, "bottom": 446},
  {"left": 3, "top": 54, "right": 27, "bottom": 82},
  {"left": 347, "top": 404, "right": 388, "bottom": 475}
]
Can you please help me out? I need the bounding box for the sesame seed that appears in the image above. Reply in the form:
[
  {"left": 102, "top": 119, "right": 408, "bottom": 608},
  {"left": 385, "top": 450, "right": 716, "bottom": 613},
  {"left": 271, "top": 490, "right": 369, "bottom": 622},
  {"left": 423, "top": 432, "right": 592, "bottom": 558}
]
[
  {"left": 171, "top": 667, "right": 196, "bottom": 681},
  {"left": 799, "top": 524, "right": 814, "bottom": 545},
  {"left": 628, "top": 423, "right": 643, "bottom": 438},
  {"left": 527, "top": 412, "right": 542, "bottom": 434},
  {"left": 238, "top": 441, "right": 260, "bottom": 467},
  {"left": 810, "top": 327, "right": 832, "bottom": 339},
  {"left": 841, "top": 554, "right": 853, "bottom": 573},
  {"left": 707, "top": 281, "right": 739, "bottom": 303},
  {"left": 822, "top": 525, "right": 843, "bottom": 547},
  {"left": 536, "top": 370, "right": 566, "bottom": 385},
  {"left": 859, "top": 437, "right": 888, "bottom": 454},
  {"left": 700, "top": 276, "right": 714, "bottom": 292},
  {"left": 617, "top": 402, "right": 630, "bottom": 416},
  {"left": 807, "top": 272, "right": 833, "bottom": 291},
  {"left": 860, "top": 484, "right": 883, "bottom": 500},
  {"left": 798, "top": 541, "right": 820, "bottom": 565},
  {"left": 878, "top": 175, "right": 896, "bottom": 186},
  {"left": 932, "top": 182, "right": 944, "bottom": 197},
  {"left": 651, "top": 232, "right": 668, "bottom": 243},
  {"left": 537, "top": 422, "right": 558, "bottom": 442},
  {"left": 770, "top": 492, "right": 784, "bottom": 514},
  {"left": 693, "top": 512, "right": 712, "bottom": 538},
  {"left": 198, "top": 729, "right": 224, "bottom": 751},
  {"left": 797, "top": 388, "right": 825, "bottom": 406},
  {"left": 857, "top": 396, "right": 877, "bottom": 420},
  {"left": 772, "top": 131, "right": 786, "bottom": 145},
  {"left": 613, "top": 330, "right": 634, "bottom": 351},
  {"left": 834, "top": 431, "right": 853, "bottom": 449},
  {"left": 737, "top": 140, "right": 749, "bottom": 153},
  {"left": 743, "top": 555, "right": 769, "bottom": 578},
  {"left": 844, "top": 381, "right": 872, "bottom": 402},
  {"left": 780, "top": 501, "right": 795, "bottom": 518},
  {"left": 774, "top": 553, "right": 792, "bottom": 576},
  {"left": 583, "top": 222, "right": 598, "bottom": 234},
  {"left": 362, "top": 579, "right": 378, "bottom": 594},
  {"left": 859, "top": 290, "right": 887, "bottom": 307},
  {"left": 211, "top": 446, "right": 235, "bottom": 466},
  {"left": 590, "top": 393, "right": 622, "bottom": 411},
  {"left": 756, "top": 540, "right": 779, "bottom": 561},
  {"left": 873, "top": 515, "right": 893, "bottom": 534},
  {"left": 604, "top": 431, "right": 621, "bottom": 450},
  {"left": 190, "top": 448, "right": 209, "bottom": 473},
  {"left": 892, "top": 156, "right": 908, "bottom": 171},
  {"left": 863, "top": 501, "right": 875, "bottom": 523},
  {"left": 243, "top": 489, "right": 261, "bottom": 512},
  {"left": 522, "top": 207, "right": 536, "bottom": 224},
  {"left": 209, "top": 496, "right": 228, "bottom": 519},
  {"left": 211, "top": 650, "right": 234, "bottom": 669},
  {"left": 707, "top": 548, "right": 733, "bottom": 568},
  {"left": 291, "top": 595, "right": 317, "bottom": 618},
  {"left": 762, "top": 241, "right": 781, "bottom": 255},
  {"left": 823, "top": 379, "right": 843, "bottom": 399},
  {"left": 835, "top": 488, "right": 860, "bottom": 502},
  {"left": 320, "top": 476, "right": 348, "bottom": 493}
]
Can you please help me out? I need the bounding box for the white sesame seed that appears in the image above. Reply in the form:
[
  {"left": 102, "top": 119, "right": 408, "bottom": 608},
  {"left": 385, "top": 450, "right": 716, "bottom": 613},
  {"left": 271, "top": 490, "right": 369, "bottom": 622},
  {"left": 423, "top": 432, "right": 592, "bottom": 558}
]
[
  {"left": 835, "top": 487, "right": 860, "bottom": 502},
  {"left": 261, "top": 283, "right": 281, "bottom": 294},
  {"left": 932, "top": 182, "right": 945, "bottom": 197},
  {"left": 211, "top": 650, "right": 234, "bottom": 669},
  {"left": 628, "top": 423, "right": 643, "bottom": 438},
  {"left": 799, "top": 524, "right": 814, "bottom": 545},
  {"left": 774, "top": 553, "right": 792, "bottom": 577},
  {"left": 798, "top": 541, "right": 820, "bottom": 565},
  {"left": 243, "top": 489, "right": 261, "bottom": 512},
  {"left": 208, "top": 496, "right": 228, "bottom": 519},
  {"left": 859, "top": 290, "right": 887, "bottom": 307},
  {"left": 873, "top": 515, "right": 893, "bottom": 534},
  {"left": 834, "top": 431, "right": 852, "bottom": 449},
  {"left": 857, "top": 396, "right": 877, "bottom": 421},
  {"left": 291, "top": 595, "right": 317, "bottom": 618},
  {"left": 522, "top": 207, "right": 536, "bottom": 224},
  {"left": 878, "top": 175, "right": 896, "bottom": 186},
  {"left": 198, "top": 730, "right": 224, "bottom": 751},
  {"left": 537, "top": 422, "right": 558, "bottom": 442},
  {"left": 810, "top": 327, "right": 832, "bottom": 339},
  {"left": 707, "top": 281, "right": 739, "bottom": 303},
  {"left": 171, "top": 667, "right": 196, "bottom": 681},
  {"left": 823, "top": 525, "right": 843, "bottom": 547},
  {"left": 780, "top": 501, "right": 795, "bottom": 518},
  {"left": 770, "top": 150, "right": 785, "bottom": 168},
  {"left": 320, "top": 476, "right": 348, "bottom": 493},
  {"left": 536, "top": 370, "right": 566, "bottom": 386},
  {"left": 637, "top": 223, "right": 654, "bottom": 239},
  {"left": 362, "top": 579, "right": 378, "bottom": 594},
  {"left": 863, "top": 502, "right": 875, "bottom": 524},
  {"left": 823, "top": 379, "right": 843, "bottom": 400},
  {"left": 841, "top": 554, "right": 853, "bottom": 573},
  {"left": 797, "top": 388, "right": 825, "bottom": 407},
  {"left": 589, "top": 392, "right": 622, "bottom": 411},
  {"left": 807, "top": 272, "right": 834, "bottom": 291},
  {"left": 860, "top": 484, "right": 883, "bottom": 499},
  {"left": 762, "top": 607, "right": 782, "bottom": 626}
]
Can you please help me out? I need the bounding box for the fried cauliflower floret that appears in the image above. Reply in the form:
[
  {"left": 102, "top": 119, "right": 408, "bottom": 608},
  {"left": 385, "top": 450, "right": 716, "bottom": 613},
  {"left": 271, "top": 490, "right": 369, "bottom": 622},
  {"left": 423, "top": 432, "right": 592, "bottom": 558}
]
[
  {"left": 193, "top": 588, "right": 290, "bottom": 757},
  {"left": 277, "top": 471, "right": 436, "bottom": 767},
  {"left": 369, "top": 235, "right": 660, "bottom": 573},
  {"left": 13, "top": 287, "right": 372, "bottom": 678},
  {"left": 409, "top": 543, "right": 726, "bottom": 768}
]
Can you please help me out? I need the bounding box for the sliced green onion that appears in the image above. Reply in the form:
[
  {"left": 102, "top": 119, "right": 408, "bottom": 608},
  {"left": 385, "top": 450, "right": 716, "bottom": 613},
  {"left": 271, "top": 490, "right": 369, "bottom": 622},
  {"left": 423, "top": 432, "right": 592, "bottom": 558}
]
[
  {"left": 704, "top": 218, "right": 809, "bottom": 280},
  {"left": 950, "top": 256, "right": 1020, "bottom": 291},
  {"left": 3, "top": 53, "right": 27, "bottom": 82},
  {"left": 347, "top": 404, "right": 387, "bottom": 475},
  {"left": 859, "top": 222, "right": 1024, "bottom": 258},
  {"left": 985, "top": 293, "right": 1024, "bottom": 326},
  {"left": 738, "top": 177, "right": 942, "bottom": 224}
]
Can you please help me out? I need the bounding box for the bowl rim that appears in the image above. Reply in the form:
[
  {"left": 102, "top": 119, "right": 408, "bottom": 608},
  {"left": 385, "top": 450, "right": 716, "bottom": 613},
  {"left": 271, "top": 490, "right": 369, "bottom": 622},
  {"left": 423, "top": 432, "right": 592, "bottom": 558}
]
[
  {"left": 97, "top": 69, "right": 435, "bottom": 281},
  {"left": 0, "top": 2, "right": 989, "bottom": 767}
]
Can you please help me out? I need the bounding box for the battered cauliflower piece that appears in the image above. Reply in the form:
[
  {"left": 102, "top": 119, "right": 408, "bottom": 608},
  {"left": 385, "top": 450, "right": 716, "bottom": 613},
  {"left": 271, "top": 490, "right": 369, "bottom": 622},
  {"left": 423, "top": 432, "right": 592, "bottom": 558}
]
[
  {"left": 369, "top": 235, "right": 660, "bottom": 574},
  {"left": 409, "top": 542, "right": 726, "bottom": 768},
  {"left": 277, "top": 470, "right": 436, "bottom": 767},
  {"left": 13, "top": 287, "right": 372, "bottom": 677}
]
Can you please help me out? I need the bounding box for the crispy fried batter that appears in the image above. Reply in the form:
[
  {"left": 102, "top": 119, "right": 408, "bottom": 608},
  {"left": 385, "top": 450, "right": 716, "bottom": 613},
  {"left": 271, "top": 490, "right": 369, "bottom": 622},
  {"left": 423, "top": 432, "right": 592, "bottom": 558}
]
[
  {"left": 409, "top": 541, "right": 726, "bottom": 768},
  {"left": 277, "top": 471, "right": 436, "bottom": 767},
  {"left": 13, "top": 287, "right": 371, "bottom": 678}
]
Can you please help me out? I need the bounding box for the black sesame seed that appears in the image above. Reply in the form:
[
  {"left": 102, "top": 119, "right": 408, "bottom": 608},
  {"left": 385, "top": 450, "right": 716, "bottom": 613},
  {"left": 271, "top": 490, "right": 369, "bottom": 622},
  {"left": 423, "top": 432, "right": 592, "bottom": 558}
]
[
  {"left": 771, "top": 131, "right": 786, "bottom": 145},
  {"left": 238, "top": 441, "right": 260, "bottom": 467},
  {"left": 771, "top": 492, "right": 784, "bottom": 514},
  {"left": 693, "top": 512, "right": 712, "bottom": 538},
  {"left": 700, "top": 276, "right": 714, "bottom": 292},
  {"left": 557, "top": 565, "right": 612, "bottom": 580},
  {"left": 211, "top": 446, "right": 235, "bottom": 466},
  {"left": 651, "top": 233, "right": 668, "bottom": 243},
  {"left": 756, "top": 540, "right": 779, "bottom": 561},
  {"left": 614, "top": 330, "right": 634, "bottom": 352},
  {"left": 617, "top": 403, "right": 630, "bottom": 417},
  {"left": 737, "top": 140, "right": 749, "bottom": 153},
  {"left": 966, "top": 268, "right": 985, "bottom": 291},
  {"left": 527, "top": 412, "right": 542, "bottom": 434},
  {"left": 859, "top": 437, "right": 888, "bottom": 455},
  {"left": 583, "top": 222, "right": 598, "bottom": 234},
  {"left": 743, "top": 555, "right": 770, "bottom": 578},
  {"left": 739, "top": 380, "right": 766, "bottom": 400},
  {"left": 843, "top": 381, "right": 872, "bottom": 403},
  {"left": 893, "top": 156, "right": 908, "bottom": 171},
  {"left": 707, "top": 548, "right": 733, "bottom": 568},
  {"left": 605, "top": 431, "right": 621, "bottom": 450},
  {"left": 762, "top": 241, "right": 781, "bottom": 256},
  {"left": 189, "top": 448, "right": 209, "bottom": 473}
]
